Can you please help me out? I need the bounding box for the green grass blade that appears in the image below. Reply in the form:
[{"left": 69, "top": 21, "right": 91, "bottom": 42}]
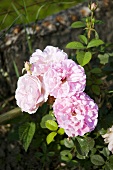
[
  {"left": 26, "top": 34, "right": 33, "bottom": 54},
  {"left": 0, "top": 14, "right": 23, "bottom": 39},
  {"left": 12, "top": 3, "right": 23, "bottom": 22},
  {"left": 13, "top": 60, "right": 20, "bottom": 78},
  {"left": 22, "top": 0, "right": 30, "bottom": 23},
  {"left": 35, "top": 3, "right": 48, "bottom": 21}
]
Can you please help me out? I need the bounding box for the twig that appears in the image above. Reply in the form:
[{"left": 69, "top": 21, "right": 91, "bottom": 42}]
[{"left": 0, "top": 107, "right": 22, "bottom": 124}]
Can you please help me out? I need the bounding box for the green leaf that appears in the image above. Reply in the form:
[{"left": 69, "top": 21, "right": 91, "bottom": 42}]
[
  {"left": 68, "top": 152, "right": 72, "bottom": 160},
  {"left": 84, "top": 52, "right": 92, "bottom": 65},
  {"left": 86, "top": 137, "right": 95, "bottom": 151},
  {"left": 75, "top": 137, "right": 95, "bottom": 157},
  {"left": 60, "top": 150, "right": 72, "bottom": 162},
  {"left": 90, "top": 68, "right": 102, "bottom": 74},
  {"left": 91, "top": 155, "right": 105, "bottom": 166},
  {"left": 40, "top": 114, "right": 54, "bottom": 128},
  {"left": 46, "top": 132, "right": 57, "bottom": 144},
  {"left": 60, "top": 140, "right": 64, "bottom": 145},
  {"left": 76, "top": 153, "right": 86, "bottom": 159},
  {"left": 95, "top": 79, "right": 103, "bottom": 85},
  {"left": 91, "top": 148, "right": 97, "bottom": 156},
  {"left": 57, "top": 128, "right": 64, "bottom": 135},
  {"left": 100, "top": 147, "right": 110, "bottom": 158},
  {"left": 99, "top": 128, "right": 107, "bottom": 135},
  {"left": 45, "top": 120, "right": 58, "bottom": 131},
  {"left": 66, "top": 41, "right": 85, "bottom": 50},
  {"left": 95, "top": 31, "right": 99, "bottom": 39},
  {"left": 87, "top": 80, "right": 92, "bottom": 86},
  {"left": 57, "top": 144, "right": 61, "bottom": 150},
  {"left": 87, "top": 39, "right": 104, "bottom": 48},
  {"left": 98, "top": 53, "right": 109, "bottom": 65},
  {"left": 64, "top": 138, "right": 74, "bottom": 148},
  {"left": 78, "top": 35, "right": 88, "bottom": 45},
  {"left": 60, "top": 150, "right": 70, "bottom": 156},
  {"left": 76, "top": 51, "right": 85, "bottom": 65},
  {"left": 71, "top": 21, "right": 85, "bottom": 28},
  {"left": 48, "top": 152, "right": 55, "bottom": 157},
  {"left": 92, "top": 85, "right": 100, "bottom": 95},
  {"left": 76, "top": 51, "right": 92, "bottom": 66},
  {"left": 19, "top": 122, "right": 36, "bottom": 151},
  {"left": 35, "top": 152, "right": 43, "bottom": 158},
  {"left": 95, "top": 20, "right": 104, "bottom": 25},
  {"left": 109, "top": 155, "right": 113, "bottom": 167},
  {"left": 42, "top": 142, "right": 47, "bottom": 153},
  {"left": 61, "top": 155, "right": 71, "bottom": 162},
  {"left": 105, "top": 162, "right": 113, "bottom": 170}
]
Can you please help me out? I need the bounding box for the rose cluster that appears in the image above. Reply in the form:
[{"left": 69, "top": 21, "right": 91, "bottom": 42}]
[{"left": 15, "top": 46, "right": 98, "bottom": 137}]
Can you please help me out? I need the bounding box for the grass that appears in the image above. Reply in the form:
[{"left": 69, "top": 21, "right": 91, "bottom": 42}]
[{"left": 0, "top": 0, "right": 83, "bottom": 31}]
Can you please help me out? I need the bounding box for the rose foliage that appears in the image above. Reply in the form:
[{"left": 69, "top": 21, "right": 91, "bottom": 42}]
[{"left": 14, "top": 2, "right": 113, "bottom": 170}]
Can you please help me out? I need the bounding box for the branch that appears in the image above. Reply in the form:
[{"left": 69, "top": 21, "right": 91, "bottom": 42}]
[{"left": 0, "top": 107, "right": 22, "bottom": 124}]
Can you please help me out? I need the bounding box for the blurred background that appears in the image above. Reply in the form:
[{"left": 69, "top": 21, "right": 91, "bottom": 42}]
[{"left": 0, "top": 0, "right": 84, "bottom": 31}]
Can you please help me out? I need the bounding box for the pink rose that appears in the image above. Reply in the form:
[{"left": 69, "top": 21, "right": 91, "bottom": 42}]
[
  {"left": 15, "top": 74, "right": 47, "bottom": 114},
  {"left": 43, "top": 46, "right": 68, "bottom": 62},
  {"left": 30, "top": 46, "right": 68, "bottom": 76},
  {"left": 44, "top": 59, "right": 86, "bottom": 98},
  {"left": 53, "top": 92, "right": 98, "bottom": 137}
]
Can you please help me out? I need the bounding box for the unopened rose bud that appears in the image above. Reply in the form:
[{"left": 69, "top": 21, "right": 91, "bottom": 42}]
[
  {"left": 92, "top": 18, "right": 95, "bottom": 23},
  {"left": 86, "top": 18, "right": 89, "bottom": 23},
  {"left": 24, "top": 61, "right": 31, "bottom": 71},
  {"left": 90, "top": 3, "right": 98, "bottom": 11},
  {"left": 22, "top": 61, "right": 32, "bottom": 74}
]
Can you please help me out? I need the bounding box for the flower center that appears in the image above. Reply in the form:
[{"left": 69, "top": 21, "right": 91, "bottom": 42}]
[
  {"left": 47, "top": 95, "right": 55, "bottom": 105},
  {"left": 61, "top": 77, "right": 67, "bottom": 83},
  {"left": 71, "top": 111, "right": 77, "bottom": 116}
]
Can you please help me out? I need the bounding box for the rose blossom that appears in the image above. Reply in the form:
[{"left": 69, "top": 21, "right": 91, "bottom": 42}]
[
  {"left": 53, "top": 92, "right": 98, "bottom": 137},
  {"left": 44, "top": 59, "right": 86, "bottom": 98},
  {"left": 102, "top": 126, "right": 113, "bottom": 154},
  {"left": 30, "top": 46, "right": 68, "bottom": 76},
  {"left": 15, "top": 74, "right": 47, "bottom": 114}
]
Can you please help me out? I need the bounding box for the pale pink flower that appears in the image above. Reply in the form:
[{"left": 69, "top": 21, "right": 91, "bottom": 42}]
[
  {"left": 15, "top": 74, "right": 47, "bottom": 114},
  {"left": 43, "top": 46, "right": 68, "bottom": 62},
  {"left": 44, "top": 59, "right": 86, "bottom": 98},
  {"left": 102, "top": 126, "right": 113, "bottom": 154},
  {"left": 53, "top": 92, "right": 98, "bottom": 137},
  {"left": 30, "top": 46, "right": 68, "bottom": 76},
  {"left": 90, "top": 3, "right": 97, "bottom": 11}
]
